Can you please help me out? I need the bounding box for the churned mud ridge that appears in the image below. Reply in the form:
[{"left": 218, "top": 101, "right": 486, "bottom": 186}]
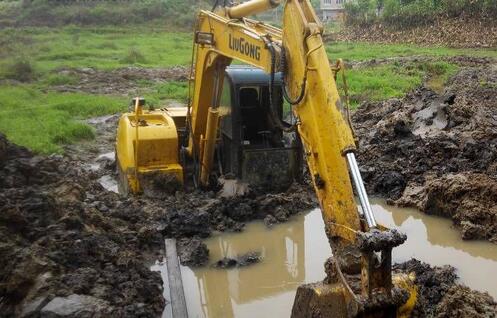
[
  {"left": 52, "top": 66, "right": 189, "bottom": 95},
  {"left": 353, "top": 65, "right": 497, "bottom": 242},
  {"left": 394, "top": 259, "right": 496, "bottom": 317}
]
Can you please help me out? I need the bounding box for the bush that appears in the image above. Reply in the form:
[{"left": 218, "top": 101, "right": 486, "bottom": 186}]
[
  {"left": 3, "top": 0, "right": 211, "bottom": 28},
  {"left": 345, "top": 0, "right": 497, "bottom": 27},
  {"left": 4, "top": 59, "right": 35, "bottom": 82},
  {"left": 344, "top": 0, "right": 377, "bottom": 25}
]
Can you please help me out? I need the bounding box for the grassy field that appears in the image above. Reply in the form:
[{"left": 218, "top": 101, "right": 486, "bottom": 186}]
[
  {"left": 0, "top": 26, "right": 495, "bottom": 154},
  {"left": 0, "top": 27, "right": 192, "bottom": 153},
  {"left": 0, "top": 85, "right": 125, "bottom": 153},
  {"left": 0, "top": 27, "right": 192, "bottom": 75},
  {"left": 326, "top": 41, "right": 497, "bottom": 61},
  {"left": 339, "top": 61, "right": 459, "bottom": 107}
]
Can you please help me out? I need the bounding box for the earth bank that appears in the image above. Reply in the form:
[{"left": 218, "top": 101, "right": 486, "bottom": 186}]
[{"left": 353, "top": 63, "right": 497, "bottom": 243}]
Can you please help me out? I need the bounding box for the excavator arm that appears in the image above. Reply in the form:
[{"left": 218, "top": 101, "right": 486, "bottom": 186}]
[{"left": 187, "top": 0, "right": 417, "bottom": 317}]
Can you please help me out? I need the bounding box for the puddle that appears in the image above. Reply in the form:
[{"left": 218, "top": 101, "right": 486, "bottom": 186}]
[{"left": 153, "top": 198, "right": 497, "bottom": 318}]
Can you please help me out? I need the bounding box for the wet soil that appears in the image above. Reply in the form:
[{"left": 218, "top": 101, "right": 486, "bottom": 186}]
[
  {"left": 177, "top": 238, "right": 209, "bottom": 267},
  {"left": 51, "top": 66, "right": 190, "bottom": 95},
  {"left": 353, "top": 64, "right": 497, "bottom": 243},
  {"left": 394, "top": 260, "right": 496, "bottom": 317},
  {"left": 347, "top": 56, "right": 496, "bottom": 71},
  {"left": 213, "top": 252, "right": 262, "bottom": 269},
  {"left": 0, "top": 136, "right": 165, "bottom": 317},
  {"left": 0, "top": 120, "right": 316, "bottom": 317}
]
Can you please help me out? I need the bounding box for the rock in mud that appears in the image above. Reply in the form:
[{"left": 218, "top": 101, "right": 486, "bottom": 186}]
[
  {"left": 264, "top": 214, "right": 278, "bottom": 228},
  {"left": 40, "top": 294, "right": 110, "bottom": 317},
  {"left": 213, "top": 252, "right": 262, "bottom": 269},
  {"left": 177, "top": 237, "right": 209, "bottom": 267},
  {"left": 353, "top": 65, "right": 497, "bottom": 242}
]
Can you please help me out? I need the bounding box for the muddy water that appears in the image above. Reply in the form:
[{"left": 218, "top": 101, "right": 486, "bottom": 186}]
[{"left": 155, "top": 199, "right": 497, "bottom": 318}]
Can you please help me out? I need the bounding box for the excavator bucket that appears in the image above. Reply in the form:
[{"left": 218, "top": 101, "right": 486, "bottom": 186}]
[
  {"left": 115, "top": 98, "right": 184, "bottom": 196},
  {"left": 291, "top": 228, "right": 417, "bottom": 318}
]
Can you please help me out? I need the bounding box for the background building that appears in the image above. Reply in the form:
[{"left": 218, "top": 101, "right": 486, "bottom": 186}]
[{"left": 320, "top": 0, "right": 347, "bottom": 21}]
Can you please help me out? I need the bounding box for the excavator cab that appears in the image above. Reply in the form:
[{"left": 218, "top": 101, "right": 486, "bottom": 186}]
[{"left": 218, "top": 66, "right": 302, "bottom": 190}]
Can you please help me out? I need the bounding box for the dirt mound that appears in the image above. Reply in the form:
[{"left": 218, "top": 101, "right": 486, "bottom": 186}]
[
  {"left": 0, "top": 134, "right": 165, "bottom": 316},
  {"left": 52, "top": 66, "right": 189, "bottom": 95},
  {"left": 331, "top": 17, "right": 497, "bottom": 48},
  {"left": 353, "top": 65, "right": 497, "bottom": 242},
  {"left": 348, "top": 56, "right": 496, "bottom": 70},
  {"left": 435, "top": 285, "right": 496, "bottom": 318},
  {"left": 397, "top": 173, "right": 497, "bottom": 241},
  {"left": 394, "top": 259, "right": 496, "bottom": 317}
]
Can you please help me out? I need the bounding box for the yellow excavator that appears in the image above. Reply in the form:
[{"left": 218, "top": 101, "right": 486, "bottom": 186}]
[{"left": 116, "top": 0, "right": 417, "bottom": 316}]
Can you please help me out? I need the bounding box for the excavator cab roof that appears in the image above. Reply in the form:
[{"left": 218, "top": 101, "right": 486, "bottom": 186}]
[{"left": 225, "top": 65, "right": 282, "bottom": 85}]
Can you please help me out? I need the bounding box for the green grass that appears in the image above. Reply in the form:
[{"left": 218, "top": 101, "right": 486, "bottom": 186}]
[
  {"left": 0, "top": 27, "right": 193, "bottom": 76},
  {"left": 0, "top": 25, "right": 491, "bottom": 154},
  {"left": 0, "top": 86, "right": 125, "bottom": 153},
  {"left": 326, "top": 42, "right": 497, "bottom": 62},
  {"left": 337, "top": 61, "right": 458, "bottom": 107}
]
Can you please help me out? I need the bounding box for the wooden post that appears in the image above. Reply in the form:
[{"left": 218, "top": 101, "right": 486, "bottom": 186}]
[{"left": 164, "top": 239, "right": 188, "bottom": 318}]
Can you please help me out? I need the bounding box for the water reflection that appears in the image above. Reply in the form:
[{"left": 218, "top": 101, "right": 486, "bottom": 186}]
[
  {"left": 156, "top": 199, "right": 497, "bottom": 318},
  {"left": 181, "top": 211, "right": 324, "bottom": 318}
]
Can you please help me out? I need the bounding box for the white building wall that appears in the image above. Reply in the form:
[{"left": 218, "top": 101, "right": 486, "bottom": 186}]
[{"left": 320, "top": 0, "right": 347, "bottom": 21}]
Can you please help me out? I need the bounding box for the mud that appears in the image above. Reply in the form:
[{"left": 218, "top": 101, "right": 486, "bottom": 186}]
[
  {"left": 353, "top": 64, "right": 497, "bottom": 242},
  {"left": 0, "top": 121, "right": 316, "bottom": 317},
  {"left": 0, "top": 136, "right": 165, "bottom": 317},
  {"left": 51, "top": 66, "right": 189, "bottom": 95},
  {"left": 347, "top": 55, "right": 496, "bottom": 70},
  {"left": 213, "top": 252, "right": 262, "bottom": 269},
  {"left": 2, "top": 60, "right": 496, "bottom": 316},
  {"left": 394, "top": 260, "right": 496, "bottom": 317},
  {"left": 177, "top": 238, "right": 209, "bottom": 267}
]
